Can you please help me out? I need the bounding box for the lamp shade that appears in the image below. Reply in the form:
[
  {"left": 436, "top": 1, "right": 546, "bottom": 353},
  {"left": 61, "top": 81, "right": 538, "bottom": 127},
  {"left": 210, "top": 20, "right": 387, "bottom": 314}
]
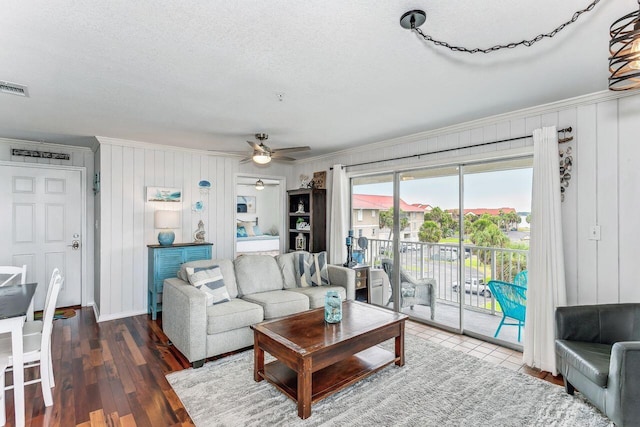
[
  {"left": 252, "top": 150, "right": 271, "bottom": 164},
  {"left": 154, "top": 210, "right": 180, "bottom": 229}
]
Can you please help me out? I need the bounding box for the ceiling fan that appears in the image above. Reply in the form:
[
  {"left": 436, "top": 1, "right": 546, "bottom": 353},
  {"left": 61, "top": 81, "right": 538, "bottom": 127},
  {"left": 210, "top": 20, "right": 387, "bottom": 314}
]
[{"left": 241, "top": 133, "right": 310, "bottom": 164}]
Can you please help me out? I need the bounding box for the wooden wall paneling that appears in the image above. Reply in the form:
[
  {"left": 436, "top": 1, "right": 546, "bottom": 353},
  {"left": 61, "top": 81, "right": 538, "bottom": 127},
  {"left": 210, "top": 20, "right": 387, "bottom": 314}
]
[
  {"left": 558, "top": 107, "right": 579, "bottom": 304},
  {"left": 617, "top": 95, "right": 640, "bottom": 302},
  {"left": 458, "top": 130, "right": 471, "bottom": 158},
  {"left": 224, "top": 157, "right": 237, "bottom": 259},
  {"left": 213, "top": 156, "right": 225, "bottom": 258},
  {"left": 100, "top": 144, "right": 113, "bottom": 315},
  {"left": 172, "top": 151, "right": 184, "bottom": 243},
  {"left": 541, "top": 112, "right": 559, "bottom": 128},
  {"left": 496, "top": 121, "right": 510, "bottom": 141},
  {"left": 209, "top": 157, "right": 225, "bottom": 258},
  {"left": 181, "top": 154, "right": 192, "bottom": 244},
  {"left": 144, "top": 149, "right": 156, "bottom": 245},
  {"left": 121, "top": 146, "right": 135, "bottom": 313},
  {"left": 509, "top": 118, "right": 526, "bottom": 150},
  {"left": 576, "top": 104, "right": 598, "bottom": 304},
  {"left": 154, "top": 150, "right": 165, "bottom": 187},
  {"left": 110, "top": 145, "right": 124, "bottom": 315},
  {"left": 595, "top": 100, "right": 620, "bottom": 304},
  {"left": 133, "top": 148, "right": 146, "bottom": 312}
]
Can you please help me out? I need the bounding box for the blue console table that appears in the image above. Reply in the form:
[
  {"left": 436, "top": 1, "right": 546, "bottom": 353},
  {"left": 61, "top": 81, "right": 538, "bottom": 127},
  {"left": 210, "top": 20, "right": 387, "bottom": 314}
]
[{"left": 147, "top": 242, "right": 212, "bottom": 320}]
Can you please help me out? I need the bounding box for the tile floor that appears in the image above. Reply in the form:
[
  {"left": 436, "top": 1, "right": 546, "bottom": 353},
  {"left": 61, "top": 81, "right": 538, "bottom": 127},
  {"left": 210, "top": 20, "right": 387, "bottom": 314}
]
[{"left": 405, "top": 320, "right": 563, "bottom": 386}]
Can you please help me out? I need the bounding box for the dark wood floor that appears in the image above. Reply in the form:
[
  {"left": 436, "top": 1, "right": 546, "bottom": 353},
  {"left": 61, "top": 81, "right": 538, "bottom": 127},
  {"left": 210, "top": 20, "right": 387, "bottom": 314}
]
[{"left": 4, "top": 307, "right": 562, "bottom": 426}]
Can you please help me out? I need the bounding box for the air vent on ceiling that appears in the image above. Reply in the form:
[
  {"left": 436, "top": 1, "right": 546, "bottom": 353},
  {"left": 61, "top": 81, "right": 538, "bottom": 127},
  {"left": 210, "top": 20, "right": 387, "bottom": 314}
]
[{"left": 0, "top": 81, "right": 29, "bottom": 97}]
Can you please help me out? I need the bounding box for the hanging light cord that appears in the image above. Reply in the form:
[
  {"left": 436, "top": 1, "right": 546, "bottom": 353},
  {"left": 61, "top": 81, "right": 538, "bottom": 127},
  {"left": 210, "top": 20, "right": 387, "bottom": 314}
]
[{"left": 410, "top": 0, "right": 601, "bottom": 54}]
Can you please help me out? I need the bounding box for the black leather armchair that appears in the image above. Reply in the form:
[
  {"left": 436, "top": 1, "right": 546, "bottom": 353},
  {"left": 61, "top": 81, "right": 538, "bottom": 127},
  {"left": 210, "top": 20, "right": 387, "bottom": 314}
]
[{"left": 555, "top": 304, "right": 640, "bottom": 426}]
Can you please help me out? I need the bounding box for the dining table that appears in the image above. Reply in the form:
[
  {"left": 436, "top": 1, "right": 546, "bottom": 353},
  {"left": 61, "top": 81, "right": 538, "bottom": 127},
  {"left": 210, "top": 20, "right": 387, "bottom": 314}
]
[{"left": 0, "top": 283, "right": 37, "bottom": 427}]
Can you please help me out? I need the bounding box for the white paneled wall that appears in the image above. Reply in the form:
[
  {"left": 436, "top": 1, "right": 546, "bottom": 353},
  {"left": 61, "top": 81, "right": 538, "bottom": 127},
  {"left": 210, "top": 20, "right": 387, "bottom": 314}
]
[
  {"left": 292, "top": 91, "right": 640, "bottom": 306},
  {"left": 96, "top": 138, "right": 260, "bottom": 320}
]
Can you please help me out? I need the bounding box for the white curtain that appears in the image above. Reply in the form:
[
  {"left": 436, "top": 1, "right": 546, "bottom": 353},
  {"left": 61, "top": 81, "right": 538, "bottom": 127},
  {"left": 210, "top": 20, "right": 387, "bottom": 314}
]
[
  {"left": 523, "top": 125, "right": 567, "bottom": 375},
  {"left": 329, "top": 165, "right": 348, "bottom": 265}
]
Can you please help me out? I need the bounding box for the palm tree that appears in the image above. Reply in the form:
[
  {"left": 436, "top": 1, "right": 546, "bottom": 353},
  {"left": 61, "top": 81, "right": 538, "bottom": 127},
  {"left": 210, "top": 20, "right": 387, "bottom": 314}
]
[{"left": 378, "top": 208, "right": 409, "bottom": 253}]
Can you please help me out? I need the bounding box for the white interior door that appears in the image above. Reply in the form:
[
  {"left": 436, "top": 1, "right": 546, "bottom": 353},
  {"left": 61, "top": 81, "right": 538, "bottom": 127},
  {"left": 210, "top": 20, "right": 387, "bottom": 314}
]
[{"left": 0, "top": 164, "right": 83, "bottom": 309}]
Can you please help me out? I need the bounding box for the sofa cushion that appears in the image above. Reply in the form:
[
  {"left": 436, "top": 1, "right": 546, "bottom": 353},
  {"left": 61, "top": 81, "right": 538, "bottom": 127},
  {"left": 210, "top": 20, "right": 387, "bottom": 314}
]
[
  {"left": 241, "top": 290, "right": 309, "bottom": 320},
  {"left": 288, "top": 286, "right": 346, "bottom": 309},
  {"left": 234, "top": 255, "right": 284, "bottom": 296},
  {"left": 185, "top": 266, "right": 231, "bottom": 305},
  {"left": 555, "top": 340, "right": 611, "bottom": 387},
  {"left": 178, "top": 259, "right": 238, "bottom": 299},
  {"left": 206, "top": 299, "right": 264, "bottom": 335},
  {"left": 275, "top": 252, "right": 298, "bottom": 289}
]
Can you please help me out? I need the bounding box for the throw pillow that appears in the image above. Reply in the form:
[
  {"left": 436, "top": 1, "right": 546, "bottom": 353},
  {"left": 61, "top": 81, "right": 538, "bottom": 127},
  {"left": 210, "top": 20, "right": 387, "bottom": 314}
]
[
  {"left": 253, "top": 225, "right": 263, "bottom": 236},
  {"left": 294, "top": 252, "right": 315, "bottom": 287},
  {"left": 237, "top": 226, "right": 248, "bottom": 238},
  {"left": 294, "top": 251, "right": 330, "bottom": 287},
  {"left": 313, "top": 251, "right": 330, "bottom": 287},
  {"left": 240, "top": 221, "right": 255, "bottom": 236},
  {"left": 186, "top": 266, "right": 230, "bottom": 305}
]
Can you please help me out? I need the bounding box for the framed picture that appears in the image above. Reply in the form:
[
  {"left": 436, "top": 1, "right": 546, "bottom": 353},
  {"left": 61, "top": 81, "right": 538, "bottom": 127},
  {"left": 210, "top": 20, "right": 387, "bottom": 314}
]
[
  {"left": 313, "top": 171, "right": 326, "bottom": 189},
  {"left": 237, "top": 195, "right": 256, "bottom": 213},
  {"left": 147, "top": 187, "right": 182, "bottom": 202}
]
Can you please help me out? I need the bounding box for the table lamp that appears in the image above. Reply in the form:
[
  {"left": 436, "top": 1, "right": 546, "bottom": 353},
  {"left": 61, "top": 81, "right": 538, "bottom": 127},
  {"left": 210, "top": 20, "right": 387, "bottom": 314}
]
[{"left": 154, "top": 210, "right": 180, "bottom": 245}]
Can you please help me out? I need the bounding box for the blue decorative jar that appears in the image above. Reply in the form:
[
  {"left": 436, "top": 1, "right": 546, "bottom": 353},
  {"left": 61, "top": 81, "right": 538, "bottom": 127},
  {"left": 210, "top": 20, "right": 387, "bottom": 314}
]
[{"left": 324, "top": 290, "right": 342, "bottom": 323}]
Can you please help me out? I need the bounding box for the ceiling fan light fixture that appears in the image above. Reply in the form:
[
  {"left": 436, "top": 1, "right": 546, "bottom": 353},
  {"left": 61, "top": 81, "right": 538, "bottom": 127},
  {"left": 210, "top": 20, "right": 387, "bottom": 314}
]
[
  {"left": 252, "top": 150, "right": 271, "bottom": 164},
  {"left": 609, "top": 1, "right": 640, "bottom": 90},
  {"left": 255, "top": 179, "right": 265, "bottom": 190}
]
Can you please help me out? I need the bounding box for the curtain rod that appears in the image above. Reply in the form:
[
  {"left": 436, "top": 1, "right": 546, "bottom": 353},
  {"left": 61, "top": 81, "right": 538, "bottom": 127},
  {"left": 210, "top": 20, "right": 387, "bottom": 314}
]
[{"left": 330, "top": 127, "right": 573, "bottom": 170}]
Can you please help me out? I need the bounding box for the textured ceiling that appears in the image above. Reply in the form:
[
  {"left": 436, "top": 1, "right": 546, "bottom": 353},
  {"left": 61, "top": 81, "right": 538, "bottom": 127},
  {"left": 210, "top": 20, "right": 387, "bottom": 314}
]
[{"left": 0, "top": 1, "right": 632, "bottom": 159}]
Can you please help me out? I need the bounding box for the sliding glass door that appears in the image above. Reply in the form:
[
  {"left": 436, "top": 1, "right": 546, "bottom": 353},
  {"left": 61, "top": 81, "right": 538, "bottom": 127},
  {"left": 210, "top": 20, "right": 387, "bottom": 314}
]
[
  {"left": 398, "top": 167, "right": 461, "bottom": 331},
  {"left": 350, "top": 157, "right": 532, "bottom": 345},
  {"left": 461, "top": 159, "right": 532, "bottom": 343}
]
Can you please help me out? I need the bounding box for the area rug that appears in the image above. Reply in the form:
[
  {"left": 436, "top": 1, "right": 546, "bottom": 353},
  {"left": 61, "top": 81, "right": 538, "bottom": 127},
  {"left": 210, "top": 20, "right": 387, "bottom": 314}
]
[
  {"left": 166, "top": 336, "right": 612, "bottom": 427},
  {"left": 34, "top": 308, "right": 77, "bottom": 320}
]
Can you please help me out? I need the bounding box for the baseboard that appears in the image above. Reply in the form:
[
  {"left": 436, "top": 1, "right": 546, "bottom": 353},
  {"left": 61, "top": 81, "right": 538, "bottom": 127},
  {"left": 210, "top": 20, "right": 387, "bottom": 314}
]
[{"left": 97, "top": 308, "right": 148, "bottom": 323}]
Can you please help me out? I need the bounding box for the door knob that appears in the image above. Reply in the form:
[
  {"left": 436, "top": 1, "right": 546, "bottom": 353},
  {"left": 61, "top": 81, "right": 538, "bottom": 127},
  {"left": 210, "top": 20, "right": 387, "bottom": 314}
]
[{"left": 68, "top": 240, "right": 80, "bottom": 250}]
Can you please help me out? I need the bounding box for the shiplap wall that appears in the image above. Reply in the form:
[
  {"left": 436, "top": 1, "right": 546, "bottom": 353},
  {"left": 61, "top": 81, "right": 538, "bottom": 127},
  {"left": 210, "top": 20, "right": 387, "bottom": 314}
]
[
  {"left": 95, "top": 137, "right": 293, "bottom": 320},
  {"left": 291, "top": 91, "right": 640, "bottom": 306},
  {"left": 0, "top": 137, "right": 95, "bottom": 307}
]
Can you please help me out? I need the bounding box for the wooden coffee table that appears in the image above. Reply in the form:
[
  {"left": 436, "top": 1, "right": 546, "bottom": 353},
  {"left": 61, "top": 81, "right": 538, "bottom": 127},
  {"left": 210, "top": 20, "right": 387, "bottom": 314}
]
[{"left": 251, "top": 301, "right": 408, "bottom": 419}]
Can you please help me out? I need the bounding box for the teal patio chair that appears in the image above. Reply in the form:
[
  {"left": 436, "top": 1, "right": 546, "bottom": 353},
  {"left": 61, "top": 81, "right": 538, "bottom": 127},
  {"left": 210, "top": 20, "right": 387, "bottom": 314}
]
[
  {"left": 513, "top": 270, "right": 528, "bottom": 287},
  {"left": 487, "top": 280, "right": 527, "bottom": 342}
]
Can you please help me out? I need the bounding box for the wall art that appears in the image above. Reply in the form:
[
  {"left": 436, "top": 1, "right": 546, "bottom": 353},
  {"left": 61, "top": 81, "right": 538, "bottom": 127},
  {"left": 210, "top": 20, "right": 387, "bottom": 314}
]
[{"left": 146, "top": 187, "right": 182, "bottom": 202}]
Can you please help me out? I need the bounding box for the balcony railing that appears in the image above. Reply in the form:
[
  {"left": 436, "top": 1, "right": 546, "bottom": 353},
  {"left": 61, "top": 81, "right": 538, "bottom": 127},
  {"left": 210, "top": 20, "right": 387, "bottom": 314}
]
[{"left": 363, "top": 238, "right": 528, "bottom": 314}]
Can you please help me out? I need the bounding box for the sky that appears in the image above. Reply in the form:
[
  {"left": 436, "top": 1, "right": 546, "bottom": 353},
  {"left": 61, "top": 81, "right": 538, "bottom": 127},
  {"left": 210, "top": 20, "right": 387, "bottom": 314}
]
[{"left": 354, "top": 168, "right": 533, "bottom": 213}]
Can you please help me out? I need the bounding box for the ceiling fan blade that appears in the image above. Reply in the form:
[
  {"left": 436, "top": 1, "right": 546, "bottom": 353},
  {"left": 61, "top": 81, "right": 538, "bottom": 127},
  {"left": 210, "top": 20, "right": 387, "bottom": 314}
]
[
  {"left": 271, "top": 155, "right": 296, "bottom": 162},
  {"left": 271, "top": 146, "right": 311, "bottom": 154},
  {"left": 246, "top": 140, "right": 264, "bottom": 151},
  {"left": 239, "top": 157, "right": 253, "bottom": 164}
]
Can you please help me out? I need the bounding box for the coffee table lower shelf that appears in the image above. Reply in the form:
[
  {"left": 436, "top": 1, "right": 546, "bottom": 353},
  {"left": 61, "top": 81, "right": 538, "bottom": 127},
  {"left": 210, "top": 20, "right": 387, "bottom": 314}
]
[{"left": 259, "top": 345, "right": 396, "bottom": 404}]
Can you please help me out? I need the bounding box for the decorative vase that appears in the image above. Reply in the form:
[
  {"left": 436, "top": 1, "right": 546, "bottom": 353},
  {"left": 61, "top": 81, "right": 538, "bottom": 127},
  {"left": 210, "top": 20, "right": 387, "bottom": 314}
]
[{"left": 324, "top": 290, "right": 342, "bottom": 323}]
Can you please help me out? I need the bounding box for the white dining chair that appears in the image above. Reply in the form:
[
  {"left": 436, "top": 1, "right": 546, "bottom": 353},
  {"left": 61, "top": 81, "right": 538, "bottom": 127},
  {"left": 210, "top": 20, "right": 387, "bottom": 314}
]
[
  {"left": 0, "top": 265, "right": 33, "bottom": 322},
  {"left": 0, "top": 356, "right": 7, "bottom": 426},
  {"left": 23, "top": 268, "right": 60, "bottom": 336},
  {"left": 0, "top": 272, "right": 63, "bottom": 420},
  {"left": 21, "top": 268, "right": 61, "bottom": 390},
  {"left": 0, "top": 266, "right": 26, "bottom": 288}
]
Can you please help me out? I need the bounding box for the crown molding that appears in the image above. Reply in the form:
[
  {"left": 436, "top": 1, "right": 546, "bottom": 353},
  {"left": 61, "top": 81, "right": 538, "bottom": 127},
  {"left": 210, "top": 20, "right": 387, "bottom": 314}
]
[
  {"left": 0, "top": 136, "right": 94, "bottom": 153},
  {"left": 95, "top": 136, "right": 242, "bottom": 159},
  {"left": 297, "top": 89, "right": 640, "bottom": 165}
]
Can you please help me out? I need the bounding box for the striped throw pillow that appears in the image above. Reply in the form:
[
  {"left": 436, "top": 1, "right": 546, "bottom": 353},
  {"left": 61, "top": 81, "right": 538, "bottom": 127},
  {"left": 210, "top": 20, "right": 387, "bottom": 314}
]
[
  {"left": 186, "top": 266, "right": 230, "bottom": 305},
  {"left": 294, "top": 251, "right": 330, "bottom": 287}
]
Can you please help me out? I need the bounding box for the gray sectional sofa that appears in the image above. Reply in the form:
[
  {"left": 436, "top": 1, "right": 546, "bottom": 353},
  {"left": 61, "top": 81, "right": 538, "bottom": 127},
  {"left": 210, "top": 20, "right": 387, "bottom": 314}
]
[{"left": 162, "top": 252, "right": 355, "bottom": 367}]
